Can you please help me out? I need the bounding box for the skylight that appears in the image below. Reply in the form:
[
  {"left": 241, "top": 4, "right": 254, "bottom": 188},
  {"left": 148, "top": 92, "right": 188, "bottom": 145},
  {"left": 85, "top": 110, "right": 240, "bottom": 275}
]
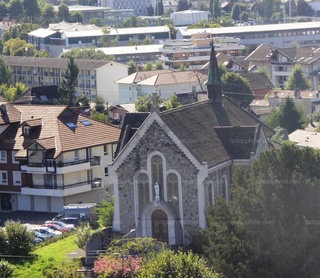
[
  {"left": 66, "top": 122, "right": 77, "bottom": 128},
  {"left": 81, "top": 120, "right": 92, "bottom": 126}
]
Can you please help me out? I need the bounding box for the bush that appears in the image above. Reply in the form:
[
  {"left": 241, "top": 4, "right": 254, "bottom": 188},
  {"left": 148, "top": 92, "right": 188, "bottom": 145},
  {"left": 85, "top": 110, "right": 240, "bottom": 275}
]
[
  {"left": 93, "top": 254, "right": 143, "bottom": 277},
  {"left": 0, "top": 260, "right": 14, "bottom": 278},
  {"left": 139, "top": 250, "right": 219, "bottom": 277},
  {"left": 5, "top": 221, "right": 34, "bottom": 256},
  {"left": 75, "top": 223, "right": 92, "bottom": 249},
  {"left": 96, "top": 197, "right": 114, "bottom": 228}
]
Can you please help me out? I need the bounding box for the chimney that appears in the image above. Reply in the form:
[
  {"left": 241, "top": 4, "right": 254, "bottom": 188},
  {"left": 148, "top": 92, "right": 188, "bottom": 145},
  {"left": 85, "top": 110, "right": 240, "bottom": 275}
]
[
  {"left": 205, "top": 42, "right": 222, "bottom": 104},
  {"left": 0, "top": 104, "right": 8, "bottom": 118}
]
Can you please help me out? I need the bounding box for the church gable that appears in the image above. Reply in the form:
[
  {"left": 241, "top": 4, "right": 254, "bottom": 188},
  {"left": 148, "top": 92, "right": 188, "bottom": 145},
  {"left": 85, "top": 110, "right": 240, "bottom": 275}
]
[{"left": 114, "top": 120, "right": 200, "bottom": 245}]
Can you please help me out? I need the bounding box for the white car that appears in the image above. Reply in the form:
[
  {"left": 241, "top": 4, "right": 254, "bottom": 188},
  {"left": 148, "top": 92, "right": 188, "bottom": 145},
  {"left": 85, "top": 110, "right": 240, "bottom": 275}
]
[
  {"left": 45, "top": 220, "right": 75, "bottom": 231},
  {"left": 33, "top": 226, "right": 62, "bottom": 237}
]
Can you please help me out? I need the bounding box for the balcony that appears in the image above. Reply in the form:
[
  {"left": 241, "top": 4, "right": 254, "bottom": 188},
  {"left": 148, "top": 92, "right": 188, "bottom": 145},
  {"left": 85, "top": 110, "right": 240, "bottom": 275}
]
[
  {"left": 56, "top": 157, "right": 100, "bottom": 174},
  {"left": 21, "top": 157, "right": 101, "bottom": 174},
  {"left": 21, "top": 179, "right": 102, "bottom": 197}
]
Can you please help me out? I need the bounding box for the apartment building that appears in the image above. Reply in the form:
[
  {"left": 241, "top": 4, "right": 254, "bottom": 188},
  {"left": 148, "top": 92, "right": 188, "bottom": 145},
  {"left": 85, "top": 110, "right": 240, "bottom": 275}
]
[
  {"left": 0, "top": 100, "right": 121, "bottom": 212},
  {"left": 159, "top": 34, "right": 245, "bottom": 70},
  {"left": 3, "top": 56, "right": 128, "bottom": 104}
]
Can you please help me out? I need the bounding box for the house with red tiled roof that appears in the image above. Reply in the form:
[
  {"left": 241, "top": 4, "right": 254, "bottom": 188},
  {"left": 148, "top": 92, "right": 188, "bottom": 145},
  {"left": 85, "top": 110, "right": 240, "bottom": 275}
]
[
  {"left": 115, "top": 70, "right": 207, "bottom": 104},
  {"left": 245, "top": 44, "right": 320, "bottom": 90},
  {"left": 0, "top": 102, "right": 120, "bottom": 213}
]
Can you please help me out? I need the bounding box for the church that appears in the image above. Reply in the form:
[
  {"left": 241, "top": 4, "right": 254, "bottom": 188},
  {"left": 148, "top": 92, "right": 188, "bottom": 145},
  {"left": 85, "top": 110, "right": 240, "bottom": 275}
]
[{"left": 109, "top": 44, "right": 275, "bottom": 246}]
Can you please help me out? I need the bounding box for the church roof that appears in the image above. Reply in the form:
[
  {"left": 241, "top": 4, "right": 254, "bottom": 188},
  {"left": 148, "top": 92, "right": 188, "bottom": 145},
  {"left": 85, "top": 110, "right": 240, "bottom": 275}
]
[
  {"left": 161, "top": 98, "right": 273, "bottom": 167},
  {"left": 115, "top": 97, "right": 274, "bottom": 168}
]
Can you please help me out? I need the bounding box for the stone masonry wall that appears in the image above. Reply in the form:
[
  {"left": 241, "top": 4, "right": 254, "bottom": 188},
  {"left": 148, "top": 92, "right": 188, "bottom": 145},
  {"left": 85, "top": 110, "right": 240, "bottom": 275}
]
[{"left": 116, "top": 121, "right": 199, "bottom": 236}]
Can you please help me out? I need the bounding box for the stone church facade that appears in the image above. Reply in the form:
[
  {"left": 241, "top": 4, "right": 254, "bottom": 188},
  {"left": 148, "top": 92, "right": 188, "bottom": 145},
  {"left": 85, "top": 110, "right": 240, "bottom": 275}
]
[{"left": 109, "top": 44, "right": 274, "bottom": 246}]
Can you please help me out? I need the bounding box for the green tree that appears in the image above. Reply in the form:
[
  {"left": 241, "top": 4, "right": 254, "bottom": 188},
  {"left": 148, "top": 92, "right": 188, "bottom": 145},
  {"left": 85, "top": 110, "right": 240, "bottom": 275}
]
[
  {"left": 128, "top": 60, "right": 138, "bottom": 75},
  {"left": 75, "top": 94, "right": 90, "bottom": 107},
  {"left": 155, "top": 0, "right": 164, "bottom": 16},
  {"left": 140, "top": 250, "right": 219, "bottom": 277},
  {"left": 57, "top": 3, "right": 69, "bottom": 22},
  {"left": 8, "top": 0, "right": 24, "bottom": 22},
  {"left": 34, "top": 49, "right": 50, "bottom": 57},
  {"left": 75, "top": 223, "right": 92, "bottom": 249},
  {"left": 96, "top": 197, "right": 114, "bottom": 228},
  {"left": 5, "top": 221, "right": 34, "bottom": 256},
  {"left": 286, "top": 65, "right": 311, "bottom": 90},
  {"left": 297, "top": 0, "right": 315, "bottom": 16},
  {"left": 266, "top": 98, "right": 305, "bottom": 134},
  {"left": 221, "top": 72, "right": 254, "bottom": 108},
  {"left": 165, "top": 94, "right": 180, "bottom": 110},
  {"left": 0, "top": 260, "right": 14, "bottom": 278},
  {"left": 155, "top": 60, "right": 163, "bottom": 70},
  {"left": 61, "top": 47, "right": 113, "bottom": 60},
  {"left": 2, "top": 38, "right": 36, "bottom": 56},
  {"left": 0, "top": 56, "right": 12, "bottom": 85},
  {"left": 178, "top": 63, "right": 187, "bottom": 71},
  {"left": 42, "top": 4, "right": 56, "bottom": 25},
  {"left": 2, "top": 23, "right": 40, "bottom": 43},
  {"left": 210, "top": 0, "right": 221, "bottom": 18},
  {"left": 0, "top": 228, "right": 8, "bottom": 255},
  {"left": 135, "top": 94, "right": 163, "bottom": 112},
  {"left": 89, "top": 17, "right": 105, "bottom": 27},
  {"left": 0, "top": 2, "right": 8, "bottom": 21},
  {"left": 67, "top": 11, "right": 83, "bottom": 23},
  {"left": 147, "top": 5, "right": 154, "bottom": 16},
  {"left": 197, "top": 143, "right": 320, "bottom": 277},
  {"left": 231, "top": 3, "right": 248, "bottom": 21},
  {"left": 23, "top": 0, "right": 41, "bottom": 22},
  {"left": 168, "top": 24, "right": 177, "bottom": 39},
  {"left": 163, "top": 7, "right": 173, "bottom": 18},
  {"left": 94, "top": 96, "right": 105, "bottom": 113},
  {"left": 143, "top": 61, "right": 154, "bottom": 71},
  {"left": 177, "top": 0, "right": 190, "bottom": 11},
  {"left": 58, "top": 57, "right": 79, "bottom": 105},
  {"left": 90, "top": 111, "right": 108, "bottom": 123}
]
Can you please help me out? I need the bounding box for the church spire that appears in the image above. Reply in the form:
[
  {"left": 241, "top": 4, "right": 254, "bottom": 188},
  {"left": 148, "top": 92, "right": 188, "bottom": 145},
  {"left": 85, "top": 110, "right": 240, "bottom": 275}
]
[{"left": 205, "top": 41, "right": 222, "bottom": 103}]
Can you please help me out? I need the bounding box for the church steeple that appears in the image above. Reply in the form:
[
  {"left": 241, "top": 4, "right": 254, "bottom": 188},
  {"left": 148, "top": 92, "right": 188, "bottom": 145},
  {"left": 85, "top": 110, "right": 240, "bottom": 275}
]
[{"left": 205, "top": 42, "right": 222, "bottom": 103}]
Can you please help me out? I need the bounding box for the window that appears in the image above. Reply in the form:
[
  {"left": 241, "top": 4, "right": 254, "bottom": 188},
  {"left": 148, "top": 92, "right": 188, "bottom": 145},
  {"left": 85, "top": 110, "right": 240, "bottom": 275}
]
[
  {"left": 221, "top": 176, "right": 228, "bottom": 201},
  {"left": 23, "top": 126, "right": 30, "bottom": 136},
  {"left": 167, "top": 173, "right": 179, "bottom": 215},
  {"left": 0, "top": 150, "right": 7, "bottom": 163},
  {"left": 138, "top": 173, "right": 149, "bottom": 214},
  {"left": 12, "top": 151, "right": 19, "bottom": 164},
  {"left": 104, "top": 144, "right": 108, "bottom": 155},
  {"left": 208, "top": 182, "right": 214, "bottom": 206},
  {"left": 74, "top": 150, "right": 79, "bottom": 160},
  {"left": 13, "top": 171, "right": 21, "bottom": 186},
  {"left": 104, "top": 167, "right": 109, "bottom": 176},
  {"left": 0, "top": 171, "right": 8, "bottom": 185}
]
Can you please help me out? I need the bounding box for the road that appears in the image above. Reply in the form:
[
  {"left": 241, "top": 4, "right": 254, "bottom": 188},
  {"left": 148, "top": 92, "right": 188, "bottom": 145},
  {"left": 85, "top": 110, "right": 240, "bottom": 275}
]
[{"left": 0, "top": 211, "right": 57, "bottom": 227}]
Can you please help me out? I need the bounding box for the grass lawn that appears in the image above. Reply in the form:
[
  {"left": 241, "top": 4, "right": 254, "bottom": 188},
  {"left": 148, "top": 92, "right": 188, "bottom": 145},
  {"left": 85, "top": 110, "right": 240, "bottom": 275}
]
[{"left": 12, "top": 234, "right": 84, "bottom": 278}]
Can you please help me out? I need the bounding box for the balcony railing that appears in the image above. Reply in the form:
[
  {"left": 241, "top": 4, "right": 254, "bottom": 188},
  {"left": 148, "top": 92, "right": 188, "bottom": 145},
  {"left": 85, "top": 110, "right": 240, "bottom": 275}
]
[
  {"left": 24, "top": 178, "right": 102, "bottom": 190},
  {"left": 26, "top": 156, "right": 100, "bottom": 168}
]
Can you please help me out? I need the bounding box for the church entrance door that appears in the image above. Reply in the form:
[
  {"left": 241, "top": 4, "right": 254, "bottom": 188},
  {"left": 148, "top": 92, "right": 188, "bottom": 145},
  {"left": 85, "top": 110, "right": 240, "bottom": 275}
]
[{"left": 151, "top": 209, "right": 168, "bottom": 243}]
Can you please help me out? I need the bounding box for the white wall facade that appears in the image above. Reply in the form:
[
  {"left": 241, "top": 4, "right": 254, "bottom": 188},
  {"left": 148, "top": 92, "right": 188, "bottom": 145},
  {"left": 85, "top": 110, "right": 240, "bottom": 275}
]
[{"left": 96, "top": 62, "right": 128, "bottom": 105}]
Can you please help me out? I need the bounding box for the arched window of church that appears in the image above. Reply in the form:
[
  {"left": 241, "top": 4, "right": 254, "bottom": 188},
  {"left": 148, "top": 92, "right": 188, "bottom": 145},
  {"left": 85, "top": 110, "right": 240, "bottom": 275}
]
[
  {"left": 137, "top": 173, "right": 149, "bottom": 214},
  {"left": 222, "top": 176, "right": 228, "bottom": 201},
  {"left": 167, "top": 173, "right": 179, "bottom": 215},
  {"left": 151, "top": 155, "right": 164, "bottom": 200},
  {"left": 208, "top": 182, "right": 214, "bottom": 206}
]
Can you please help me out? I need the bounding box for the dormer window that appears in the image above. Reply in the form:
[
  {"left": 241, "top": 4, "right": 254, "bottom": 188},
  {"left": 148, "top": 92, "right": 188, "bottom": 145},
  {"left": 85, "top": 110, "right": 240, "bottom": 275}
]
[{"left": 23, "top": 126, "right": 30, "bottom": 136}]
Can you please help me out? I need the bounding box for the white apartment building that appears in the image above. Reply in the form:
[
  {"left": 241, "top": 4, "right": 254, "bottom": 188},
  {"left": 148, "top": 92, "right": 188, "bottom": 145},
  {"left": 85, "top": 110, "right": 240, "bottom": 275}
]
[{"left": 3, "top": 56, "right": 128, "bottom": 104}]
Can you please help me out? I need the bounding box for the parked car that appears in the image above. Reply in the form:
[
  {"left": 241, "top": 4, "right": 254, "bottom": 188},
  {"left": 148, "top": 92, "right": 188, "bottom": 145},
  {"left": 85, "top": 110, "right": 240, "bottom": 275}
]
[
  {"left": 60, "top": 217, "right": 80, "bottom": 227},
  {"left": 32, "top": 228, "right": 54, "bottom": 240},
  {"left": 41, "top": 223, "right": 69, "bottom": 233},
  {"left": 45, "top": 220, "right": 75, "bottom": 231},
  {"left": 33, "top": 226, "right": 62, "bottom": 237},
  {"left": 34, "top": 237, "right": 44, "bottom": 244}
]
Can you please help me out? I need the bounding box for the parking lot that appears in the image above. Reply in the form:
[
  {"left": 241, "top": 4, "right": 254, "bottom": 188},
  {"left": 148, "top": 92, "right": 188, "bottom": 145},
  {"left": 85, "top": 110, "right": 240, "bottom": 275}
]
[{"left": 0, "top": 211, "right": 57, "bottom": 227}]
